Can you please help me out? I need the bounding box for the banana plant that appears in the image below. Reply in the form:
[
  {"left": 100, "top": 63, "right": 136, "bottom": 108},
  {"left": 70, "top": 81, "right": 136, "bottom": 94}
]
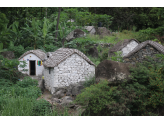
[
  {"left": 8, "top": 21, "right": 23, "bottom": 46},
  {"left": 42, "top": 17, "right": 57, "bottom": 47},
  {"left": 23, "top": 18, "right": 41, "bottom": 49},
  {"left": 0, "top": 23, "right": 10, "bottom": 48},
  {"left": 0, "top": 43, "right": 7, "bottom": 53}
]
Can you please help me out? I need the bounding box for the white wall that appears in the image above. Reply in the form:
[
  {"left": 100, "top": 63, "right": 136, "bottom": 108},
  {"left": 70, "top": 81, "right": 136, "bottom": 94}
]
[
  {"left": 44, "top": 53, "right": 95, "bottom": 94},
  {"left": 121, "top": 40, "right": 138, "bottom": 57},
  {"left": 18, "top": 53, "right": 44, "bottom": 76}
]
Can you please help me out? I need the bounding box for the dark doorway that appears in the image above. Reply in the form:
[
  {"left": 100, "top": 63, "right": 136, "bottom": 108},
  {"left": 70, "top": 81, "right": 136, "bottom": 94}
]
[{"left": 29, "top": 61, "right": 36, "bottom": 75}]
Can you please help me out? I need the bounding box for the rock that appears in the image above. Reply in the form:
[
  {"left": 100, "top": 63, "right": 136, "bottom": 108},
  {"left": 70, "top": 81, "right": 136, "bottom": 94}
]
[
  {"left": 66, "top": 29, "right": 86, "bottom": 41},
  {"left": 71, "top": 84, "right": 84, "bottom": 96},
  {"left": 39, "top": 79, "right": 45, "bottom": 94},
  {"left": 52, "top": 88, "right": 67, "bottom": 99},
  {"left": 84, "top": 26, "right": 96, "bottom": 35},
  {"left": 96, "top": 27, "right": 111, "bottom": 37},
  {"left": 95, "top": 60, "right": 135, "bottom": 85},
  {"left": 61, "top": 96, "right": 74, "bottom": 108},
  {"left": 86, "top": 46, "right": 99, "bottom": 58},
  {"left": 51, "top": 98, "right": 62, "bottom": 103},
  {"left": 0, "top": 51, "right": 15, "bottom": 59}
]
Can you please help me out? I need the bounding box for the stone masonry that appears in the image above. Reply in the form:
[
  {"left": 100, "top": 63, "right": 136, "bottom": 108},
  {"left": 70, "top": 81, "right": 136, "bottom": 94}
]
[
  {"left": 123, "top": 44, "right": 161, "bottom": 64},
  {"left": 44, "top": 53, "right": 95, "bottom": 94}
]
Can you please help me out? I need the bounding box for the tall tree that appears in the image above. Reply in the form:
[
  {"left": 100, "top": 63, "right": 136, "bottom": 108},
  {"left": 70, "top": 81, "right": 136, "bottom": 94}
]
[{"left": 55, "top": 7, "right": 61, "bottom": 42}]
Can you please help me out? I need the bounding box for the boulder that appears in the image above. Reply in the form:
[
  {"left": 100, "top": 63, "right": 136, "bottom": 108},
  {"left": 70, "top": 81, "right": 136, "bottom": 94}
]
[
  {"left": 96, "top": 27, "right": 111, "bottom": 38},
  {"left": 60, "top": 96, "right": 74, "bottom": 108},
  {"left": 95, "top": 60, "right": 134, "bottom": 85},
  {"left": 38, "top": 79, "right": 45, "bottom": 94},
  {"left": 52, "top": 88, "right": 67, "bottom": 99},
  {"left": 51, "top": 98, "right": 62, "bottom": 104},
  {"left": 71, "top": 84, "right": 84, "bottom": 96},
  {"left": 86, "top": 46, "right": 99, "bottom": 58},
  {"left": 66, "top": 29, "right": 86, "bottom": 41},
  {"left": 0, "top": 51, "right": 15, "bottom": 59},
  {"left": 84, "top": 26, "right": 96, "bottom": 35}
]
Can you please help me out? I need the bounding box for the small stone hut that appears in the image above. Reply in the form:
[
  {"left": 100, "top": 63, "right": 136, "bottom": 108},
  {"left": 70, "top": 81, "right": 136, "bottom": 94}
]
[
  {"left": 108, "top": 39, "right": 140, "bottom": 57},
  {"left": 43, "top": 48, "right": 95, "bottom": 94},
  {"left": 123, "top": 40, "right": 164, "bottom": 64},
  {"left": 18, "top": 49, "right": 46, "bottom": 76}
]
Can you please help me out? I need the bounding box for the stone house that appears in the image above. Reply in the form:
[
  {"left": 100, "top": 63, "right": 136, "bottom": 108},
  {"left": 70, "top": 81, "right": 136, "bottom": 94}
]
[
  {"left": 18, "top": 49, "right": 46, "bottom": 76},
  {"left": 43, "top": 48, "right": 96, "bottom": 94},
  {"left": 123, "top": 40, "right": 164, "bottom": 64},
  {"left": 108, "top": 39, "right": 140, "bottom": 58}
]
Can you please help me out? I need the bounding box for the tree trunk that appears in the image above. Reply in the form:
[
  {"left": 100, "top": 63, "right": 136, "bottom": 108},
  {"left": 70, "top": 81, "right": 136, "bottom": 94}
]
[{"left": 55, "top": 7, "right": 61, "bottom": 42}]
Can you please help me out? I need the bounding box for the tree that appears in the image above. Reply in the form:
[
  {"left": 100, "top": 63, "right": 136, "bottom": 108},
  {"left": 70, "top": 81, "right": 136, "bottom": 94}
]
[{"left": 55, "top": 7, "right": 61, "bottom": 42}]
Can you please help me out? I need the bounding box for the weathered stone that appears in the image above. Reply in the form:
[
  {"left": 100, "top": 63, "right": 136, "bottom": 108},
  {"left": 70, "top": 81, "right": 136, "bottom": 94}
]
[
  {"left": 72, "top": 84, "right": 84, "bottom": 96},
  {"left": 52, "top": 88, "right": 67, "bottom": 98},
  {"left": 66, "top": 29, "right": 86, "bottom": 41},
  {"left": 0, "top": 51, "right": 15, "bottom": 59},
  {"left": 86, "top": 46, "right": 99, "bottom": 58},
  {"left": 61, "top": 96, "right": 74, "bottom": 108},
  {"left": 38, "top": 79, "right": 45, "bottom": 94},
  {"left": 96, "top": 60, "right": 135, "bottom": 84},
  {"left": 96, "top": 27, "right": 111, "bottom": 37},
  {"left": 51, "top": 98, "right": 62, "bottom": 103}
]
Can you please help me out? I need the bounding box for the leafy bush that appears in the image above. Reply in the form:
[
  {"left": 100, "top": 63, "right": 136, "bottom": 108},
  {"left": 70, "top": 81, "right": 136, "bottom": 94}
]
[
  {"left": 75, "top": 80, "right": 114, "bottom": 115},
  {"left": 0, "top": 79, "right": 13, "bottom": 89},
  {"left": 83, "top": 76, "right": 96, "bottom": 88},
  {"left": 0, "top": 55, "right": 22, "bottom": 83},
  {"left": 0, "top": 12, "right": 9, "bottom": 33},
  {"left": 75, "top": 80, "right": 135, "bottom": 116},
  {"left": 0, "top": 96, "right": 34, "bottom": 116},
  {"left": 66, "top": 36, "right": 96, "bottom": 54},
  {"left": 16, "top": 77, "right": 38, "bottom": 88},
  {"left": 108, "top": 51, "right": 123, "bottom": 62},
  {"left": 32, "top": 99, "right": 52, "bottom": 116},
  {"left": 99, "top": 47, "right": 109, "bottom": 62},
  {"left": 8, "top": 41, "right": 26, "bottom": 58},
  {"left": 128, "top": 59, "right": 164, "bottom": 116}
]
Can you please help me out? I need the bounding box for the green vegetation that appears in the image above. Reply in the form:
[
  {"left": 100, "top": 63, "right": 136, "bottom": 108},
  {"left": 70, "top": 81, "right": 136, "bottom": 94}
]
[{"left": 1, "top": 7, "right": 164, "bottom": 116}]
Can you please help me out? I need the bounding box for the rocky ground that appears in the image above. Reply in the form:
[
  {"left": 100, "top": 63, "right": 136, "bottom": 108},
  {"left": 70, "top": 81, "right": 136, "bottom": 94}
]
[{"left": 29, "top": 75, "right": 85, "bottom": 116}]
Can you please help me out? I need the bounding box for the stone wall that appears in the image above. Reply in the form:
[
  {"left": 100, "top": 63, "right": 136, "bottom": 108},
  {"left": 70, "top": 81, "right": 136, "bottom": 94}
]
[
  {"left": 123, "top": 44, "right": 161, "bottom": 64},
  {"left": 44, "top": 53, "right": 95, "bottom": 94}
]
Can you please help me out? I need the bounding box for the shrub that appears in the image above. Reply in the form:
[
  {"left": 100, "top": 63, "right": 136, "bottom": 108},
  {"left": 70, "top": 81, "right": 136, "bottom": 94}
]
[
  {"left": 75, "top": 80, "right": 114, "bottom": 115},
  {"left": 66, "top": 36, "right": 96, "bottom": 54},
  {"left": 32, "top": 99, "right": 52, "bottom": 116},
  {"left": 99, "top": 47, "right": 109, "bottom": 62},
  {"left": 83, "top": 76, "right": 96, "bottom": 88},
  {"left": 108, "top": 51, "right": 123, "bottom": 62},
  {"left": 13, "top": 85, "right": 42, "bottom": 99},
  {"left": 0, "top": 96, "right": 34, "bottom": 116},
  {"left": 75, "top": 80, "right": 135, "bottom": 116},
  {"left": 128, "top": 58, "right": 164, "bottom": 116},
  {"left": 16, "top": 77, "right": 38, "bottom": 88}
]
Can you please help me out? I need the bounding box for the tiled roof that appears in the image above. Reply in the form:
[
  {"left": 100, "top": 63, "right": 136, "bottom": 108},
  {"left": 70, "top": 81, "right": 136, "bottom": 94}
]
[
  {"left": 109, "top": 39, "right": 140, "bottom": 53},
  {"left": 18, "top": 49, "right": 46, "bottom": 60},
  {"left": 43, "top": 48, "right": 96, "bottom": 67},
  {"left": 123, "top": 40, "right": 164, "bottom": 58}
]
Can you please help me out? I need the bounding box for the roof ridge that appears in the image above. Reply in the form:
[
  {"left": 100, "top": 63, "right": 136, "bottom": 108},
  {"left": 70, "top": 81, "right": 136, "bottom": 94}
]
[
  {"left": 43, "top": 48, "right": 95, "bottom": 67},
  {"left": 123, "top": 40, "right": 164, "bottom": 58}
]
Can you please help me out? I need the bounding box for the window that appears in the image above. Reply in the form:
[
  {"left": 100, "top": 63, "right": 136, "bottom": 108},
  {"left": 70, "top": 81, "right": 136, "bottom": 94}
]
[{"left": 49, "top": 68, "right": 51, "bottom": 74}]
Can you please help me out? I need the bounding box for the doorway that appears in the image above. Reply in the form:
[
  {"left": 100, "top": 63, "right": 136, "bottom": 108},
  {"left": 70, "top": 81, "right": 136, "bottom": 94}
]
[{"left": 29, "top": 60, "right": 36, "bottom": 75}]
